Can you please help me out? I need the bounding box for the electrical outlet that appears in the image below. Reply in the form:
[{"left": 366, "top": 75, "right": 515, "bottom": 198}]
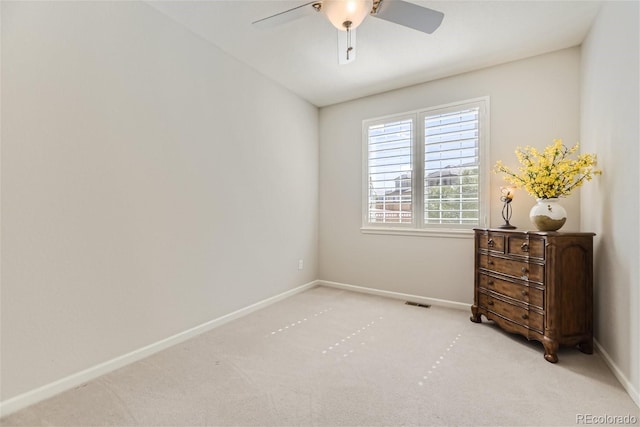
[{"left": 298, "top": 259, "right": 304, "bottom": 270}]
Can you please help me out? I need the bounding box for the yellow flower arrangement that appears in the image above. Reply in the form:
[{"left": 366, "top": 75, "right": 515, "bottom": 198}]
[{"left": 494, "top": 139, "right": 602, "bottom": 199}]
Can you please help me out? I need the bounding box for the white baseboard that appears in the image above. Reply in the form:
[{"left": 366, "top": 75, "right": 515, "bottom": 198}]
[
  {"left": 594, "top": 339, "right": 640, "bottom": 408},
  {"left": 317, "top": 280, "right": 471, "bottom": 311},
  {"left": 0, "top": 280, "right": 319, "bottom": 418}
]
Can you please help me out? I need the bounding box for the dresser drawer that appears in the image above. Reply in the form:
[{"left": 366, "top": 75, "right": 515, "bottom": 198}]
[
  {"left": 507, "top": 235, "right": 545, "bottom": 259},
  {"left": 479, "top": 292, "right": 543, "bottom": 333},
  {"left": 478, "top": 232, "right": 505, "bottom": 253},
  {"left": 479, "top": 274, "right": 544, "bottom": 308},
  {"left": 479, "top": 254, "right": 544, "bottom": 283}
]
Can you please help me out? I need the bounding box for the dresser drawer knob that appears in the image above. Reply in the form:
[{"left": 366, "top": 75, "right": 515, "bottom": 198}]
[
  {"left": 487, "top": 280, "right": 495, "bottom": 286},
  {"left": 521, "top": 290, "right": 528, "bottom": 297},
  {"left": 488, "top": 238, "right": 495, "bottom": 248},
  {"left": 521, "top": 313, "right": 529, "bottom": 320},
  {"left": 487, "top": 300, "right": 494, "bottom": 306},
  {"left": 521, "top": 267, "right": 528, "bottom": 273},
  {"left": 521, "top": 242, "right": 529, "bottom": 252},
  {"left": 487, "top": 259, "right": 494, "bottom": 265}
]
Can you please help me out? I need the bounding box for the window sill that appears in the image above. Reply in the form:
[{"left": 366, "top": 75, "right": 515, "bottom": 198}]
[{"left": 360, "top": 227, "right": 475, "bottom": 238}]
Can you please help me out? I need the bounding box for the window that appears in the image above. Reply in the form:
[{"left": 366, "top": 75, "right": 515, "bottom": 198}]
[{"left": 363, "top": 98, "right": 489, "bottom": 235}]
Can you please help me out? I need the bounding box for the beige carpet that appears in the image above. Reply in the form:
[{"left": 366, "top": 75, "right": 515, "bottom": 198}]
[{"left": 2, "top": 286, "right": 638, "bottom": 426}]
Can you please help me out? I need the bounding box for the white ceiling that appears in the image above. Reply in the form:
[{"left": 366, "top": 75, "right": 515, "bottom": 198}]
[{"left": 148, "top": 0, "right": 602, "bottom": 107}]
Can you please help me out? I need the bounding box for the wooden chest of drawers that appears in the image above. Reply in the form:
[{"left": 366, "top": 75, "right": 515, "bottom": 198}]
[{"left": 470, "top": 228, "right": 595, "bottom": 363}]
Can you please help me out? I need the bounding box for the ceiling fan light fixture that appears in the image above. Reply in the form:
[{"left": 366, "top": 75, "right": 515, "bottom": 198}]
[{"left": 322, "top": 0, "right": 373, "bottom": 31}]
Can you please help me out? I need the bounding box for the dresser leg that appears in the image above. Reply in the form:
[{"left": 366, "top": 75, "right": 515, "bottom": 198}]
[
  {"left": 578, "top": 338, "right": 594, "bottom": 354},
  {"left": 470, "top": 305, "right": 482, "bottom": 323},
  {"left": 543, "top": 338, "right": 559, "bottom": 363}
]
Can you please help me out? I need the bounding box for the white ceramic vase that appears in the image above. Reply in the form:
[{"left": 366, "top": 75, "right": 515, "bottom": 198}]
[{"left": 529, "top": 198, "right": 567, "bottom": 231}]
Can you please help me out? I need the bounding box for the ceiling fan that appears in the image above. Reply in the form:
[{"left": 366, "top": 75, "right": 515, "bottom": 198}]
[{"left": 252, "top": 0, "right": 444, "bottom": 64}]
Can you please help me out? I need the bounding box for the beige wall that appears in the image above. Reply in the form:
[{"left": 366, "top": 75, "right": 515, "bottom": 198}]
[
  {"left": 1, "top": 1, "right": 319, "bottom": 400},
  {"left": 319, "top": 48, "right": 582, "bottom": 303},
  {"left": 580, "top": 1, "right": 639, "bottom": 405}
]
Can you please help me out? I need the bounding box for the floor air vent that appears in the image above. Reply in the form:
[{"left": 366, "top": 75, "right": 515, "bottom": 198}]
[{"left": 405, "top": 301, "right": 431, "bottom": 308}]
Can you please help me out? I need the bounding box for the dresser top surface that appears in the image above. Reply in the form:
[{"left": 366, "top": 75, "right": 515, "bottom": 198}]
[{"left": 474, "top": 228, "right": 596, "bottom": 237}]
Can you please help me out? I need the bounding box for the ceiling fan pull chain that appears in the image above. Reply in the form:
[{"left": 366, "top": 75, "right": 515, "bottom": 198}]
[{"left": 344, "top": 20, "right": 353, "bottom": 61}]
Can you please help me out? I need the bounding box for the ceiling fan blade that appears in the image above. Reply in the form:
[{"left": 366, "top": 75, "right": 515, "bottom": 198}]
[
  {"left": 372, "top": 0, "right": 444, "bottom": 34},
  {"left": 337, "top": 28, "right": 356, "bottom": 65},
  {"left": 252, "top": 1, "right": 320, "bottom": 29}
]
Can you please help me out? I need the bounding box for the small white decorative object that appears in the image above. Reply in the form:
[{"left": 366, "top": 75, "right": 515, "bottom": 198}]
[{"left": 529, "top": 198, "right": 567, "bottom": 231}]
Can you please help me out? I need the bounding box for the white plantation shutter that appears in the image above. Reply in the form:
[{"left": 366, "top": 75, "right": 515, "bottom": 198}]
[
  {"left": 363, "top": 98, "right": 488, "bottom": 233},
  {"left": 423, "top": 107, "right": 480, "bottom": 225},
  {"left": 366, "top": 117, "right": 414, "bottom": 224}
]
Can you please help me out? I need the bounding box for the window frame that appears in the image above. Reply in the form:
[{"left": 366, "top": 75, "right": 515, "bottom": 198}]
[{"left": 361, "top": 97, "right": 490, "bottom": 237}]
